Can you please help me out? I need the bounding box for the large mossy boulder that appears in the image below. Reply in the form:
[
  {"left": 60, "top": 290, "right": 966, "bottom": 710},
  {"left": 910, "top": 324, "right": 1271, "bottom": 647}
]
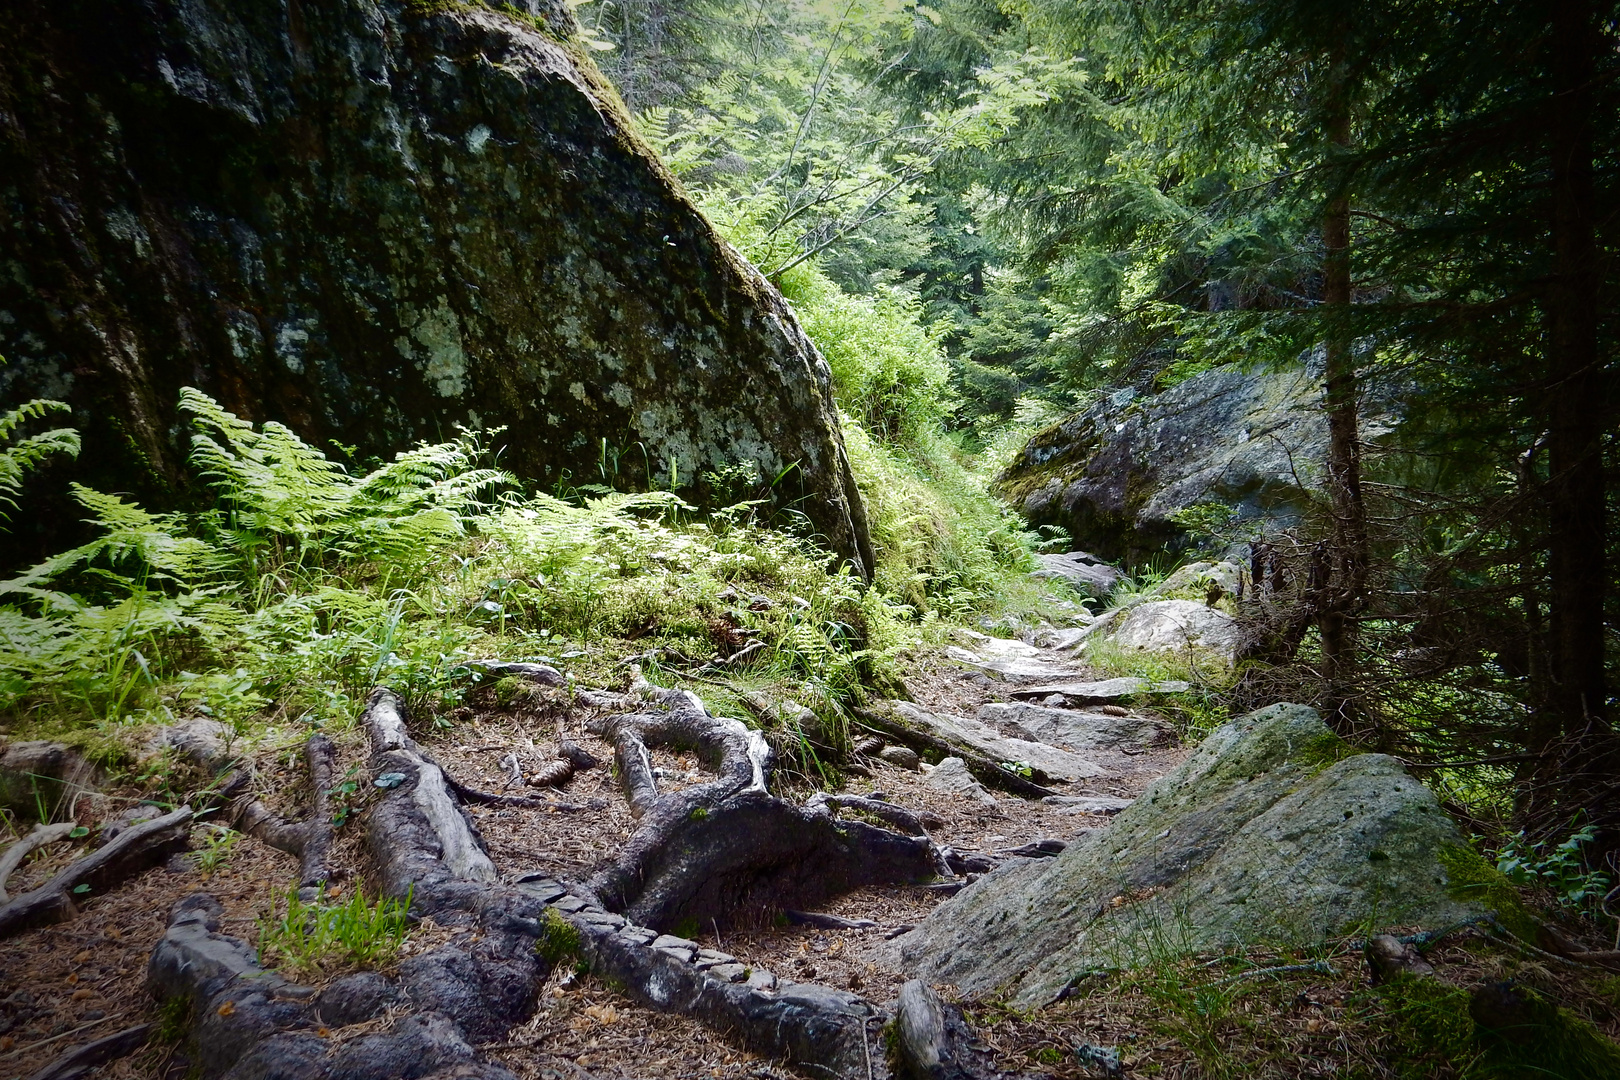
[
  {"left": 996, "top": 364, "right": 1331, "bottom": 563},
  {"left": 891, "top": 704, "right": 1493, "bottom": 1007},
  {"left": 0, "top": 0, "right": 870, "bottom": 573}
]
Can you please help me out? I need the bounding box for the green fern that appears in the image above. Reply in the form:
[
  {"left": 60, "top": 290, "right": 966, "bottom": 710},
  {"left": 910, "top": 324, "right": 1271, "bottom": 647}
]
[{"left": 0, "top": 398, "right": 80, "bottom": 518}]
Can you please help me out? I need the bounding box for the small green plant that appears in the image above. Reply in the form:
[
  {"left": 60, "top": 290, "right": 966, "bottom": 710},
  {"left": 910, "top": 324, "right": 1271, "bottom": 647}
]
[
  {"left": 154, "top": 994, "right": 193, "bottom": 1044},
  {"left": 258, "top": 884, "right": 412, "bottom": 978},
  {"left": 535, "top": 906, "right": 582, "bottom": 964},
  {"left": 1495, "top": 822, "right": 1614, "bottom": 918},
  {"left": 191, "top": 824, "right": 241, "bottom": 878},
  {"left": 329, "top": 765, "right": 363, "bottom": 827}
]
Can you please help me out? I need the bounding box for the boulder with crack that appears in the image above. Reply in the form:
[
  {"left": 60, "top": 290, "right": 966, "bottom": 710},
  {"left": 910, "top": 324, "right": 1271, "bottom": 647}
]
[{"left": 996, "top": 362, "right": 1394, "bottom": 561}]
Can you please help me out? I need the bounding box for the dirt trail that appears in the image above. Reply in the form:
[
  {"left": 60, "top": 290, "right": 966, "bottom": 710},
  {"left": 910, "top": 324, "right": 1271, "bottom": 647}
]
[{"left": 0, "top": 635, "right": 1184, "bottom": 1080}]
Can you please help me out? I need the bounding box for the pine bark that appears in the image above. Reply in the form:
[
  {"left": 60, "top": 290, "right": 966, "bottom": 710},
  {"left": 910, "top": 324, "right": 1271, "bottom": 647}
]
[
  {"left": 1545, "top": 0, "right": 1608, "bottom": 737},
  {"left": 1318, "top": 42, "right": 1369, "bottom": 737},
  {"left": 1537, "top": 0, "right": 1614, "bottom": 845}
]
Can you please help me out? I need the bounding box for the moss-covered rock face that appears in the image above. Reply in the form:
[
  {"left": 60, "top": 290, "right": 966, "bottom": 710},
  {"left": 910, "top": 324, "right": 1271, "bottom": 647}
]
[
  {"left": 892, "top": 704, "right": 1492, "bottom": 1007},
  {"left": 0, "top": 0, "right": 870, "bottom": 574},
  {"left": 994, "top": 365, "right": 1344, "bottom": 563}
]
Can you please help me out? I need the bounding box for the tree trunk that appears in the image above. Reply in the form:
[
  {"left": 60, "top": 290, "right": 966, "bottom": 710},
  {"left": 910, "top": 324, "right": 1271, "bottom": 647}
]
[
  {"left": 1536, "top": 0, "right": 1614, "bottom": 848},
  {"left": 1318, "top": 42, "right": 1369, "bottom": 738},
  {"left": 1545, "top": 0, "right": 1608, "bottom": 736}
]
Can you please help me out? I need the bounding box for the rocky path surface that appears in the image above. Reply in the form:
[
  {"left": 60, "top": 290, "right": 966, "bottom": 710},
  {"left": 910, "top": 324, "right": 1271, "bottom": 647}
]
[{"left": 0, "top": 632, "right": 1187, "bottom": 1080}]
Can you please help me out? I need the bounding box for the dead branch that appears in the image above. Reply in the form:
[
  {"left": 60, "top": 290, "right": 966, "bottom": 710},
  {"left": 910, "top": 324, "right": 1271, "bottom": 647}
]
[
  {"left": 0, "top": 821, "right": 77, "bottom": 903},
  {"left": 0, "top": 806, "right": 191, "bottom": 939}
]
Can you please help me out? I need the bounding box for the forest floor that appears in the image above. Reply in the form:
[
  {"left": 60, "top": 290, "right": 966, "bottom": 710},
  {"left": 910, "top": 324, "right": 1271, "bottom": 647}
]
[{"left": 3, "top": 636, "right": 1618, "bottom": 1080}]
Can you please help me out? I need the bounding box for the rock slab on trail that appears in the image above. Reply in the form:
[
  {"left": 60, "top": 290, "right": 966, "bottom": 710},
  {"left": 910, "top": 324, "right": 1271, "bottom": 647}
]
[
  {"left": 890, "top": 704, "right": 1490, "bottom": 1007},
  {"left": 893, "top": 702, "right": 1109, "bottom": 784},
  {"left": 977, "top": 703, "right": 1170, "bottom": 753}
]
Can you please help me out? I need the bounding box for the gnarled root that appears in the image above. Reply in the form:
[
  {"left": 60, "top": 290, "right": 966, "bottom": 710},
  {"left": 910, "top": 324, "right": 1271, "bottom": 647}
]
[
  {"left": 0, "top": 806, "right": 191, "bottom": 939},
  {"left": 229, "top": 734, "right": 338, "bottom": 893},
  {"left": 584, "top": 681, "right": 943, "bottom": 931},
  {"left": 0, "top": 821, "right": 77, "bottom": 903},
  {"left": 143, "top": 691, "right": 556, "bottom": 1079}
]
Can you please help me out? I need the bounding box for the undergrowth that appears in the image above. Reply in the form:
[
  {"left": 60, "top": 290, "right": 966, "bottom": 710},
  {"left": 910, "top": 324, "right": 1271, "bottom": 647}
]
[
  {"left": 257, "top": 884, "right": 413, "bottom": 979},
  {"left": 0, "top": 387, "right": 1051, "bottom": 771}
]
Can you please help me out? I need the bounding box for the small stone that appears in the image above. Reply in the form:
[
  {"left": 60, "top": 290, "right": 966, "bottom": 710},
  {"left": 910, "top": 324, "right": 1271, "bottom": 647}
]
[
  {"left": 922, "top": 757, "right": 997, "bottom": 805},
  {"left": 651, "top": 934, "right": 698, "bottom": 962},
  {"left": 744, "top": 968, "right": 777, "bottom": 991},
  {"left": 707, "top": 963, "right": 749, "bottom": 983},
  {"left": 618, "top": 926, "right": 657, "bottom": 944},
  {"left": 878, "top": 746, "right": 920, "bottom": 771},
  {"left": 695, "top": 949, "right": 735, "bottom": 968},
  {"left": 550, "top": 895, "right": 587, "bottom": 913}
]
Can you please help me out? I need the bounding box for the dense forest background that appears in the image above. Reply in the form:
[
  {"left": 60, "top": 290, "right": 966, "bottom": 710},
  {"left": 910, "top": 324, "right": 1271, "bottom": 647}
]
[
  {"left": 578, "top": 0, "right": 1620, "bottom": 851},
  {"left": 2, "top": 0, "right": 1616, "bottom": 916}
]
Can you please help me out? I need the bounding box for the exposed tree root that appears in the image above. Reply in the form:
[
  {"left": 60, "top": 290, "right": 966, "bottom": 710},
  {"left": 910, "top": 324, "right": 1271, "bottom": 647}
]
[
  {"left": 0, "top": 806, "right": 191, "bottom": 939},
  {"left": 21, "top": 1022, "right": 152, "bottom": 1080},
  {"left": 0, "top": 821, "right": 77, "bottom": 903},
  {"left": 130, "top": 681, "right": 1031, "bottom": 1079},
  {"left": 584, "top": 679, "right": 945, "bottom": 931},
  {"left": 229, "top": 734, "right": 338, "bottom": 893}
]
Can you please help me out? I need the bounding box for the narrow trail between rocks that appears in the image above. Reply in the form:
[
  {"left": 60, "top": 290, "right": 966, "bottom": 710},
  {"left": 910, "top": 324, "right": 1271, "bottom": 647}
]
[{"left": 0, "top": 632, "right": 1189, "bottom": 1080}]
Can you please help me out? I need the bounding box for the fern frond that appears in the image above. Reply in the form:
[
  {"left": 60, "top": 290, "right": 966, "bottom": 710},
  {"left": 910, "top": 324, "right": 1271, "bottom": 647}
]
[{"left": 0, "top": 398, "right": 80, "bottom": 515}]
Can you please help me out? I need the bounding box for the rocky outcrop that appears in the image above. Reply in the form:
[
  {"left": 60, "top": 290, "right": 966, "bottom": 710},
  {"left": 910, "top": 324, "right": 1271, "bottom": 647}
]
[
  {"left": 997, "top": 363, "right": 1354, "bottom": 562},
  {"left": 889, "top": 704, "right": 1491, "bottom": 1007},
  {"left": 1106, "top": 599, "right": 1241, "bottom": 662},
  {"left": 0, "top": 0, "right": 870, "bottom": 573}
]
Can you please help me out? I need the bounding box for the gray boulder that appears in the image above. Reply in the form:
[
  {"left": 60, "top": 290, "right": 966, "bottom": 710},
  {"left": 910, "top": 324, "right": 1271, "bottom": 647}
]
[
  {"left": 892, "top": 704, "right": 1489, "bottom": 1007},
  {"left": 977, "top": 703, "right": 1170, "bottom": 753},
  {"left": 1107, "top": 599, "right": 1241, "bottom": 663},
  {"left": 997, "top": 363, "right": 1348, "bottom": 561},
  {"left": 922, "top": 758, "right": 997, "bottom": 806},
  {"left": 0, "top": 0, "right": 869, "bottom": 574},
  {"left": 1030, "top": 551, "right": 1122, "bottom": 598}
]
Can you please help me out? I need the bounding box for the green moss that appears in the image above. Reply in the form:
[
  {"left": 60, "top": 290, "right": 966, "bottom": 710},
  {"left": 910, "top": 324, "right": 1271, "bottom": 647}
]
[
  {"left": 535, "top": 907, "right": 581, "bottom": 964},
  {"left": 1375, "top": 973, "right": 1477, "bottom": 1079},
  {"left": 402, "top": 0, "right": 477, "bottom": 14},
  {"left": 1472, "top": 984, "right": 1620, "bottom": 1079},
  {"left": 1296, "top": 727, "right": 1361, "bottom": 771},
  {"left": 1437, "top": 844, "right": 1540, "bottom": 941},
  {"left": 688, "top": 806, "right": 709, "bottom": 821},
  {"left": 492, "top": 675, "right": 531, "bottom": 709}
]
